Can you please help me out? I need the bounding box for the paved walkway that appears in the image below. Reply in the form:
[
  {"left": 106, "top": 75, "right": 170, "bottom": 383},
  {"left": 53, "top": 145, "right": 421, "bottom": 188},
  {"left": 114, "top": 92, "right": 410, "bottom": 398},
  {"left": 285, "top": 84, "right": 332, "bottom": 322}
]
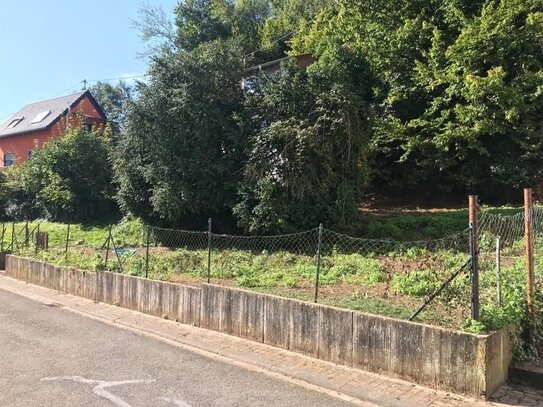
[
  {"left": 0, "top": 274, "right": 541, "bottom": 407},
  {"left": 491, "top": 384, "right": 543, "bottom": 406}
]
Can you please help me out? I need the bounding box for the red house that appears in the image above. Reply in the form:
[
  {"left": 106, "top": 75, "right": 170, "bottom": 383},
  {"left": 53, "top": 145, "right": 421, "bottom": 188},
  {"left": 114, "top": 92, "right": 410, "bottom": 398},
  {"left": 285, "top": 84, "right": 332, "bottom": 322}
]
[{"left": 0, "top": 91, "right": 107, "bottom": 167}]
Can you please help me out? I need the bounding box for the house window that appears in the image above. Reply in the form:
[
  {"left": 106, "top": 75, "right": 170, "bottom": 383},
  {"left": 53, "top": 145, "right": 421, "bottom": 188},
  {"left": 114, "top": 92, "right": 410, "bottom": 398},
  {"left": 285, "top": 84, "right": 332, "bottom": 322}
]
[
  {"left": 31, "top": 111, "right": 51, "bottom": 124},
  {"left": 28, "top": 150, "right": 33, "bottom": 159},
  {"left": 6, "top": 117, "right": 23, "bottom": 129},
  {"left": 4, "top": 153, "right": 15, "bottom": 167},
  {"left": 84, "top": 123, "right": 93, "bottom": 132},
  {"left": 241, "top": 77, "right": 258, "bottom": 91}
]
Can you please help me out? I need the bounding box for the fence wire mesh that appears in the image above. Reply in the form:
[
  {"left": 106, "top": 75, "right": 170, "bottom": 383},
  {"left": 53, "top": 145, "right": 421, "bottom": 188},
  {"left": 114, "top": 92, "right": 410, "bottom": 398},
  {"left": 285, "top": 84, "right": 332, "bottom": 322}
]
[
  {"left": 7, "top": 202, "right": 541, "bottom": 329},
  {"left": 477, "top": 206, "right": 543, "bottom": 319},
  {"left": 139, "top": 224, "right": 472, "bottom": 326}
]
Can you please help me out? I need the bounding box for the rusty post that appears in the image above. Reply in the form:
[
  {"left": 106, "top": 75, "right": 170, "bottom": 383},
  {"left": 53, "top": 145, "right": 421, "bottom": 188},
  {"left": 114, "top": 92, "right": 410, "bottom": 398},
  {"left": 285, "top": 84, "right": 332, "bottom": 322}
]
[
  {"left": 525, "top": 188, "right": 535, "bottom": 318},
  {"left": 469, "top": 195, "right": 479, "bottom": 320}
]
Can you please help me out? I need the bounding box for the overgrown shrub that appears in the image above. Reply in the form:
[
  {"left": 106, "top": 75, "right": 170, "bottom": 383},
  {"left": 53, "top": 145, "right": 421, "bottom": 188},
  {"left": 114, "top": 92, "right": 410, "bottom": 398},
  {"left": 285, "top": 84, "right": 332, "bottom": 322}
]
[{"left": 3, "top": 127, "right": 117, "bottom": 221}]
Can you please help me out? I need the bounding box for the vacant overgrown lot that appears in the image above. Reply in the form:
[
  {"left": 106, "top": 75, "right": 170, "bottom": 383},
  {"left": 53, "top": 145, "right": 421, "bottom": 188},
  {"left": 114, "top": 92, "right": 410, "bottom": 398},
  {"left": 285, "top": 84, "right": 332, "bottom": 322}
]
[{"left": 4, "top": 207, "right": 541, "bottom": 340}]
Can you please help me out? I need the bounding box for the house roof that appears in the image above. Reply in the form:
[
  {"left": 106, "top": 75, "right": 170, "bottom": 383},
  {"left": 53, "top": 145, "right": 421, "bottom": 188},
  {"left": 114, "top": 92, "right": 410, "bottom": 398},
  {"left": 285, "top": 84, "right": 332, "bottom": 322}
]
[
  {"left": 245, "top": 54, "right": 315, "bottom": 74},
  {"left": 0, "top": 90, "right": 106, "bottom": 139}
]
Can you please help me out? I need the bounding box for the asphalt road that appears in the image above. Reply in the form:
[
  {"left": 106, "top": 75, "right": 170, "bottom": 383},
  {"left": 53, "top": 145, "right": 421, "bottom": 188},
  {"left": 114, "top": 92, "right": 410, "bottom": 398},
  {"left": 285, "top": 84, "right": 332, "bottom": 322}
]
[{"left": 0, "top": 288, "right": 352, "bottom": 407}]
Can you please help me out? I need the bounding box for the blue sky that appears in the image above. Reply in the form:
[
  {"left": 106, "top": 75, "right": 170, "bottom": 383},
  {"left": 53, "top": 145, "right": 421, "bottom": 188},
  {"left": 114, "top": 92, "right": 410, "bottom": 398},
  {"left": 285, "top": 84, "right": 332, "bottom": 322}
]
[{"left": 0, "top": 0, "right": 178, "bottom": 121}]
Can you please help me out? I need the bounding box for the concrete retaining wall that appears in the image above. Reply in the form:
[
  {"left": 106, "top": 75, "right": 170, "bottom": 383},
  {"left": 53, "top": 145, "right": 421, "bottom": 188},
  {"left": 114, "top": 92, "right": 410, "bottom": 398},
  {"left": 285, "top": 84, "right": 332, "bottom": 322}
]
[{"left": 5, "top": 255, "right": 512, "bottom": 398}]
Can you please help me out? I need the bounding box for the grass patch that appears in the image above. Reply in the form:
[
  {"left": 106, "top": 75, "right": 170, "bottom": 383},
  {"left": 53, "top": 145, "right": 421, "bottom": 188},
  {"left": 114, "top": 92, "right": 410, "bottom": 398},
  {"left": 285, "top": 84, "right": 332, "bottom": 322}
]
[{"left": 359, "top": 206, "right": 523, "bottom": 240}]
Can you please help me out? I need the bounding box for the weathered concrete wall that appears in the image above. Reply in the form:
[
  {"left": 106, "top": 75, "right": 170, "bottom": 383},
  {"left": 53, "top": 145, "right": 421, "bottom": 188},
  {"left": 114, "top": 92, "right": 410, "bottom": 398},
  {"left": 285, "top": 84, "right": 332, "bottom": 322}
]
[
  {"left": 5, "top": 255, "right": 512, "bottom": 398},
  {"left": 485, "top": 327, "right": 513, "bottom": 396},
  {"left": 95, "top": 269, "right": 201, "bottom": 325},
  {"left": 5, "top": 256, "right": 200, "bottom": 323},
  {"left": 352, "top": 313, "right": 489, "bottom": 395},
  {"left": 201, "top": 285, "right": 265, "bottom": 342}
]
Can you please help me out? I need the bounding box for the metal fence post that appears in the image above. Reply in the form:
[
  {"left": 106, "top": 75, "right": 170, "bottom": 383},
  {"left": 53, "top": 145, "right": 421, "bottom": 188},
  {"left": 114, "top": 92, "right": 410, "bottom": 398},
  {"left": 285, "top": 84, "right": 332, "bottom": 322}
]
[
  {"left": 10, "top": 222, "right": 15, "bottom": 252},
  {"left": 207, "top": 218, "right": 212, "bottom": 283},
  {"left": 35, "top": 224, "right": 40, "bottom": 254},
  {"left": 468, "top": 195, "right": 479, "bottom": 321},
  {"left": 524, "top": 188, "right": 535, "bottom": 319},
  {"left": 24, "top": 221, "right": 29, "bottom": 247},
  {"left": 105, "top": 225, "right": 112, "bottom": 267},
  {"left": 65, "top": 224, "right": 71, "bottom": 256},
  {"left": 496, "top": 235, "right": 502, "bottom": 307},
  {"left": 145, "top": 225, "right": 150, "bottom": 279},
  {"left": 0, "top": 223, "right": 5, "bottom": 252},
  {"left": 109, "top": 228, "right": 124, "bottom": 274},
  {"left": 314, "top": 224, "right": 323, "bottom": 303}
]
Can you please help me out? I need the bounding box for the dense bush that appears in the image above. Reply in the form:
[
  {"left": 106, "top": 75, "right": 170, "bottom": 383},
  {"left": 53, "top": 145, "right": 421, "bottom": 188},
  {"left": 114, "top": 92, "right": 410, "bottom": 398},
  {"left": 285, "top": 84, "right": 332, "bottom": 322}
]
[{"left": 3, "top": 128, "right": 116, "bottom": 221}]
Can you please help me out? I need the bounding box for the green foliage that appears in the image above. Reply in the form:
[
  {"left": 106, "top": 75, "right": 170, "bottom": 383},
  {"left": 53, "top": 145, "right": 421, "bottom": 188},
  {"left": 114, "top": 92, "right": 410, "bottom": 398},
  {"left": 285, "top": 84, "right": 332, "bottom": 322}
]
[
  {"left": 322, "top": 253, "right": 385, "bottom": 285},
  {"left": 174, "top": 0, "right": 234, "bottom": 51},
  {"left": 234, "top": 60, "right": 370, "bottom": 233},
  {"left": 392, "top": 270, "right": 441, "bottom": 298},
  {"left": 365, "top": 212, "right": 467, "bottom": 240},
  {"left": 291, "top": 0, "right": 543, "bottom": 197},
  {"left": 128, "top": 0, "right": 543, "bottom": 230},
  {"left": 260, "top": 0, "right": 331, "bottom": 58},
  {"left": 115, "top": 39, "right": 246, "bottom": 226},
  {"left": 4, "top": 128, "right": 116, "bottom": 221},
  {"left": 517, "top": 293, "right": 543, "bottom": 362},
  {"left": 328, "top": 292, "right": 414, "bottom": 320},
  {"left": 90, "top": 81, "right": 134, "bottom": 132}
]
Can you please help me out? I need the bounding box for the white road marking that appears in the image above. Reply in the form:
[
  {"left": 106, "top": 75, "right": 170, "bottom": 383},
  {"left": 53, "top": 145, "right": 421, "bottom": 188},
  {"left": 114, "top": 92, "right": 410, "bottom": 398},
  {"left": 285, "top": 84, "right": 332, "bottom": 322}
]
[
  {"left": 158, "top": 396, "right": 193, "bottom": 407},
  {"left": 41, "top": 376, "right": 155, "bottom": 407}
]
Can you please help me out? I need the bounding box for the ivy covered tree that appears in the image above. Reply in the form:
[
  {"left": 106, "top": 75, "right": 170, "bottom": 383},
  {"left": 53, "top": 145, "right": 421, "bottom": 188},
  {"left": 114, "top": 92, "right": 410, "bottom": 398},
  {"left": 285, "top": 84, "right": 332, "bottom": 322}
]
[{"left": 235, "top": 57, "right": 371, "bottom": 233}]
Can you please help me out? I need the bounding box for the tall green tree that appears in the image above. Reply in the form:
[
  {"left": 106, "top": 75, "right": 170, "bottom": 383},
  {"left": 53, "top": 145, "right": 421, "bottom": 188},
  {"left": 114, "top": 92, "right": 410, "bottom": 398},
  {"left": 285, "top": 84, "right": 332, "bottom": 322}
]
[
  {"left": 260, "top": 0, "right": 330, "bottom": 55},
  {"left": 125, "top": 0, "right": 374, "bottom": 231},
  {"left": 115, "top": 39, "right": 246, "bottom": 226},
  {"left": 292, "top": 0, "right": 543, "bottom": 198},
  {"left": 173, "top": 0, "right": 271, "bottom": 54},
  {"left": 174, "top": 0, "right": 233, "bottom": 51},
  {"left": 90, "top": 81, "right": 134, "bottom": 133}
]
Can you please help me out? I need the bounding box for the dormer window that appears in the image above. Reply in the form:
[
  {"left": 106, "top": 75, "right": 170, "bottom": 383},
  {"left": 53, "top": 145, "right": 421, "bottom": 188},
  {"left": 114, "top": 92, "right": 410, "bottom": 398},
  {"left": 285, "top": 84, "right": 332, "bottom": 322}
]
[
  {"left": 31, "top": 111, "right": 51, "bottom": 124},
  {"left": 6, "top": 117, "right": 23, "bottom": 129}
]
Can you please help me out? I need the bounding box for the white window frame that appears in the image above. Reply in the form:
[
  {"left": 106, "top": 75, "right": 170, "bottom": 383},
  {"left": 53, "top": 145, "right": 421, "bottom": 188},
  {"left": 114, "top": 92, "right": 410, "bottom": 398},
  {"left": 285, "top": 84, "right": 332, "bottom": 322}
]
[
  {"left": 6, "top": 117, "right": 23, "bottom": 129},
  {"left": 31, "top": 111, "right": 51, "bottom": 124}
]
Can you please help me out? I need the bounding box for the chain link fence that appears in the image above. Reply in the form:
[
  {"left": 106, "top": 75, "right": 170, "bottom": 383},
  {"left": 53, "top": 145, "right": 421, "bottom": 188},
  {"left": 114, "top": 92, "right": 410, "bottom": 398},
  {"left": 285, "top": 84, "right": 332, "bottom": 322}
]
[
  {"left": 0, "top": 219, "right": 473, "bottom": 324},
  {"left": 476, "top": 203, "right": 543, "bottom": 338},
  {"left": 2, "top": 196, "right": 541, "bottom": 329}
]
